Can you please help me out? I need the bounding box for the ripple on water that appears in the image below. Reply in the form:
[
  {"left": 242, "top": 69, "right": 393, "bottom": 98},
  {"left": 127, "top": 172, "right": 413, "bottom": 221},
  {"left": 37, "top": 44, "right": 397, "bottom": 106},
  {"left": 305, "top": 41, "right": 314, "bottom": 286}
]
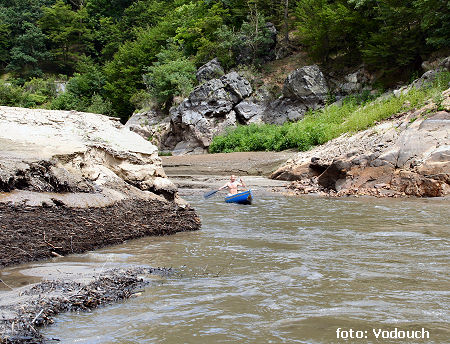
[{"left": 37, "top": 194, "right": 450, "bottom": 343}]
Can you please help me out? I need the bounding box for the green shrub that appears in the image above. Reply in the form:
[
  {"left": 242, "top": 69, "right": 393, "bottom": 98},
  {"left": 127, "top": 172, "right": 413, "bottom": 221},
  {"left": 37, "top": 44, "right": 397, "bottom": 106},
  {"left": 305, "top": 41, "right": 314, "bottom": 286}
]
[{"left": 143, "top": 43, "right": 196, "bottom": 109}]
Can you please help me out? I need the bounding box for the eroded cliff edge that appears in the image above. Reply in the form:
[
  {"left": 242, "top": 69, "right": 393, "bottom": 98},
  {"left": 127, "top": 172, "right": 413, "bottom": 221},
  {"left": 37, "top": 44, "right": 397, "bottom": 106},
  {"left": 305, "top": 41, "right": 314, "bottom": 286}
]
[
  {"left": 272, "top": 89, "right": 450, "bottom": 198},
  {"left": 0, "top": 107, "right": 201, "bottom": 268}
]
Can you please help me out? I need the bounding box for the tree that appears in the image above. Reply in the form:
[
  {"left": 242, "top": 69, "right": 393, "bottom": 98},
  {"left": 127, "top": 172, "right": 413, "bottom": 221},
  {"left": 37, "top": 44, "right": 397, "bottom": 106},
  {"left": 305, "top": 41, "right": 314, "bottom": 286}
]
[
  {"left": 414, "top": 0, "right": 450, "bottom": 49},
  {"left": 144, "top": 43, "right": 196, "bottom": 109},
  {"left": 296, "top": 0, "right": 364, "bottom": 64},
  {"left": 39, "top": 0, "right": 93, "bottom": 72},
  {"left": 0, "top": 0, "right": 54, "bottom": 77},
  {"left": 7, "top": 22, "right": 49, "bottom": 78},
  {"left": 0, "top": 24, "right": 11, "bottom": 69}
]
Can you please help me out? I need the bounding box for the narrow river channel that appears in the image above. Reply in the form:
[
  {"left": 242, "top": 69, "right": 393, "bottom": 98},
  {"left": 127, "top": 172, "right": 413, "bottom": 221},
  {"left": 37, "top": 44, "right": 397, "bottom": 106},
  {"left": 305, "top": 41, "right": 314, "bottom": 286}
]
[{"left": 7, "top": 194, "right": 450, "bottom": 343}]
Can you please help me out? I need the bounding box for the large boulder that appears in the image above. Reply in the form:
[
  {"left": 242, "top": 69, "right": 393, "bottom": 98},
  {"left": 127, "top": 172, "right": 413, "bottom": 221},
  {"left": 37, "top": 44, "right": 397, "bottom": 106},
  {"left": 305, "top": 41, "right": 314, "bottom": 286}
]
[
  {"left": 196, "top": 58, "right": 224, "bottom": 83},
  {"left": 262, "top": 98, "right": 307, "bottom": 125},
  {"left": 162, "top": 72, "right": 252, "bottom": 155},
  {"left": 261, "top": 65, "right": 329, "bottom": 125},
  {"left": 282, "top": 65, "right": 329, "bottom": 107},
  {"left": 0, "top": 106, "right": 201, "bottom": 266},
  {"left": 234, "top": 101, "right": 264, "bottom": 123}
]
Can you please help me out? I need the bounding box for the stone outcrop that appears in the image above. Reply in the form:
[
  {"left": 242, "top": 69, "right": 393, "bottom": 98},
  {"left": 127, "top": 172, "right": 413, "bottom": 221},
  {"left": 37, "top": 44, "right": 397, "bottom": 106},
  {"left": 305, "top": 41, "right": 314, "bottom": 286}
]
[
  {"left": 327, "top": 67, "right": 372, "bottom": 97},
  {"left": 161, "top": 71, "right": 252, "bottom": 155},
  {"left": 196, "top": 58, "right": 224, "bottom": 83},
  {"left": 282, "top": 65, "right": 329, "bottom": 105},
  {"left": 131, "top": 58, "right": 339, "bottom": 154},
  {"left": 262, "top": 65, "right": 329, "bottom": 124},
  {"left": 0, "top": 107, "right": 201, "bottom": 267},
  {"left": 272, "top": 88, "right": 450, "bottom": 197},
  {"left": 124, "top": 110, "right": 170, "bottom": 148}
]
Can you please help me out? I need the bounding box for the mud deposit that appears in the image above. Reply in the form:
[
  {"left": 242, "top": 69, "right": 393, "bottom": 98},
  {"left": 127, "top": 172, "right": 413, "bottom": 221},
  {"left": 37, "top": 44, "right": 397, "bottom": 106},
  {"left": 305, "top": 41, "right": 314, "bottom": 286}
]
[
  {"left": 0, "top": 267, "right": 171, "bottom": 343},
  {"left": 0, "top": 199, "right": 200, "bottom": 268}
]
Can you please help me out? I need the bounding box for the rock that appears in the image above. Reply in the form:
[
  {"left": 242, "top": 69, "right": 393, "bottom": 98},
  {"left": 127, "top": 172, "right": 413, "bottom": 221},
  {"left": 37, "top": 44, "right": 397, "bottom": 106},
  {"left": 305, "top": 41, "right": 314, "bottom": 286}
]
[
  {"left": 221, "top": 71, "right": 252, "bottom": 103},
  {"left": 196, "top": 58, "right": 224, "bottom": 83},
  {"left": 262, "top": 98, "right": 307, "bottom": 125},
  {"left": 125, "top": 110, "right": 170, "bottom": 146},
  {"left": 411, "top": 69, "right": 442, "bottom": 89},
  {"left": 162, "top": 72, "right": 252, "bottom": 154},
  {"left": 0, "top": 106, "right": 201, "bottom": 265},
  {"left": 272, "top": 88, "right": 450, "bottom": 197},
  {"left": 283, "top": 65, "right": 329, "bottom": 107},
  {"left": 440, "top": 56, "right": 450, "bottom": 71},
  {"left": 235, "top": 101, "right": 264, "bottom": 123},
  {"left": 421, "top": 55, "right": 450, "bottom": 72}
]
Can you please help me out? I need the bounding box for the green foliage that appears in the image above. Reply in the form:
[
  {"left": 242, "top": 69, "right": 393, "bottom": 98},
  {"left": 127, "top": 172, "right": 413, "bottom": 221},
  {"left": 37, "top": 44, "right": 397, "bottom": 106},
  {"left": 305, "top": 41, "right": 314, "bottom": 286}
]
[
  {"left": 104, "top": 26, "right": 168, "bottom": 120},
  {"left": 296, "top": 0, "right": 365, "bottom": 63},
  {"left": 295, "top": 0, "right": 449, "bottom": 73},
  {"left": 0, "top": 0, "right": 53, "bottom": 78},
  {"left": 0, "top": 24, "right": 11, "bottom": 68},
  {"left": 210, "top": 71, "right": 450, "bottom": 153},
  {"left": 211, "top": 13, "right": 276, "bottom": 68},
  {"left": 143, "top": 44, "right": 196, "bottom": 108},
  {"left": 414, "top": 0, "right": 450, "bottom": 49},
  {"left": 39, "top": 0, "right": 94, "bottom": 72},
  {"left": 51, "top": 57, "right": 112, "bottom": 114},
  {"left": 0, "top": 0, "right": 447, "bottom": 120},
  {"left": 0, "top": 77, "right": 57, "bottom": 108}
]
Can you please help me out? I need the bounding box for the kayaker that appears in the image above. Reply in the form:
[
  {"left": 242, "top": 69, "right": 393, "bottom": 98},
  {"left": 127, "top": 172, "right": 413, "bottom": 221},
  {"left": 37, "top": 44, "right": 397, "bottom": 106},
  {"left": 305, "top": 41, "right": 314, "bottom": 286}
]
[{"left": 219, "top": 175, "right": 246, "bottom": 196}]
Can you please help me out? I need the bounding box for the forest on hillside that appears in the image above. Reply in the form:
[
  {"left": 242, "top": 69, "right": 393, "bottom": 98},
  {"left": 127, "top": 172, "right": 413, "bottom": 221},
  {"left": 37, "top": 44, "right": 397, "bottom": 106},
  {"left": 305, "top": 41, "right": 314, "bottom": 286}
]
[{"left": 0, "top": 0, "right": 448, "bottom": 121}]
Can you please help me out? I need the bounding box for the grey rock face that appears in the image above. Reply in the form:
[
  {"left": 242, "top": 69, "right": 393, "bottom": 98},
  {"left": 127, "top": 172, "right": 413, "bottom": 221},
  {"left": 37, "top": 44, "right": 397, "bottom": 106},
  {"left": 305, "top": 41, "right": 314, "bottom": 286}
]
[
  {"left": 272, "top": 89, "right": 450, "bottom": 197},
  {"left": 221, "top": 72, "right": 252, "bottom": 103},
  {"left": 125, "top": 110, "right": 168, "bottom": 139},
  {"left": 327, "top": 67, "right": 372, "bottom": 97},
  {"left": 283, "top": 65, "right": 329, "bottom": 106},
  {"left": 235, "top": 101, "right": 264, "bottom": 123},
  {"left": 196, "top": 58, "right": 224, "bottom": 83},
  {"left": 262, "top": 98, "right": 307, "bottom": 125},
  {"left": 162, "top": 72, "right": 253, "bottom": 154}
]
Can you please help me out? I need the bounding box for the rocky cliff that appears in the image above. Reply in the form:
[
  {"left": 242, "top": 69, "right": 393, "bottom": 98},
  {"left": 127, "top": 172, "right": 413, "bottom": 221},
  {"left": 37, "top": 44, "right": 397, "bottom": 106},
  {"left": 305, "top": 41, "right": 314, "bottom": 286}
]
[
  {"left": 272, "top": 89, "right": 450, "bottom": 197},
  {"left": 126, "top": 61, "right": 335, "bottom": 155},
  {"left": 0, "top": 107, "right": 201, "bottom": 267}
]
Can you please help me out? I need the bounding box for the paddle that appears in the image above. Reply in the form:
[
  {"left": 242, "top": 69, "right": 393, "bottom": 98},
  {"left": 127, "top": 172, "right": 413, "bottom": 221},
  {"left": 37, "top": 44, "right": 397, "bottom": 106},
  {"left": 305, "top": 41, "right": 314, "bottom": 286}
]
[{"left": 204, "top": 189, "right": 220, "bottom": 199}]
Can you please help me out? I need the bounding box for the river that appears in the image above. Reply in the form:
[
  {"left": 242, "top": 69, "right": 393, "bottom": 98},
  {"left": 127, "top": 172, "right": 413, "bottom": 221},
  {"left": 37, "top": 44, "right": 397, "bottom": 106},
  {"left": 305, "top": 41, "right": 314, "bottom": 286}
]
[{"left": 6, "top": 193, "right": 450, "bottom": 343}]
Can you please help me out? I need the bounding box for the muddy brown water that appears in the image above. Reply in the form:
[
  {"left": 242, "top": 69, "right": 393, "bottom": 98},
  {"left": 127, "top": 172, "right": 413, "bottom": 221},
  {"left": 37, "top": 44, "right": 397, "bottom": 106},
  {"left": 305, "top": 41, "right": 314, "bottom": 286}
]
[{"left": 2, "top": 193, "right": 450, "bottom": 343}]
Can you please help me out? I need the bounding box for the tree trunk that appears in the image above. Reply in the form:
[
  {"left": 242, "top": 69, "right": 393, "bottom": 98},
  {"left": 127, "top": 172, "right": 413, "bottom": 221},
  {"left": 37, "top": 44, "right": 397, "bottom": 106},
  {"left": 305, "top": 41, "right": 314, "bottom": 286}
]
[{"left": 284, "top": 0, "right": 289, "bottom": 44}]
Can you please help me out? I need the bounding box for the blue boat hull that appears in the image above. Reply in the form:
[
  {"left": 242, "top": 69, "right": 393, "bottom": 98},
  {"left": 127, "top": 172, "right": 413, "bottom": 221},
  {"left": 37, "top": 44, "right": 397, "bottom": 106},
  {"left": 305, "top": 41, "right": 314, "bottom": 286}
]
[{"left": 225, "top": 190, "right": 252, "bottom": 205}]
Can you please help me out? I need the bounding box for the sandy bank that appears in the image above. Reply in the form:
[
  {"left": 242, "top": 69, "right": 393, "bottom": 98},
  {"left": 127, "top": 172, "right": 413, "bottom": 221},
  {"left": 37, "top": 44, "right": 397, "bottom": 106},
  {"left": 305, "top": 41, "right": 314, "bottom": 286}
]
[{"left": 161, "top": 151, "right": 295, "bottom": 196}]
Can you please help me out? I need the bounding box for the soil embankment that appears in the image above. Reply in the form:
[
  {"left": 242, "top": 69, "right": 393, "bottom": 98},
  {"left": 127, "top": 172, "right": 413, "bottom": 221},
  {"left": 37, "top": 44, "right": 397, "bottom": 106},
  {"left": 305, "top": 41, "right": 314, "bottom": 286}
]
[
  {"left": 0, "top": 107, "right": 201, "bottom": 343},
  {"left": 0, "top": 107, "right": 201, "bottom": 268},
  {"left": 0, "top": 198, "right": 199, "bottom": 268}
]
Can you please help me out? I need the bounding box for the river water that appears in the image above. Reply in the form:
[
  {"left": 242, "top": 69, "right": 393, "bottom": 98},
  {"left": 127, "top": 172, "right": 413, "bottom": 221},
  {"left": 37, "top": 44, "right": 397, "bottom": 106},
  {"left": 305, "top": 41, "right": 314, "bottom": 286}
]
[{"left": 17, "top": 194, "right": 450, "bottom": 342}]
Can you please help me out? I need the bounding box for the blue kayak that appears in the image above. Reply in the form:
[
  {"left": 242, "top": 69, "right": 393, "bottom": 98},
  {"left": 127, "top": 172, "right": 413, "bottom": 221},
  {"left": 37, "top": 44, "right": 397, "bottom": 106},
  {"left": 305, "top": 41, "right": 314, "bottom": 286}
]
[{"left": 225, "top": 190, "right": 253, "bottom": 205}]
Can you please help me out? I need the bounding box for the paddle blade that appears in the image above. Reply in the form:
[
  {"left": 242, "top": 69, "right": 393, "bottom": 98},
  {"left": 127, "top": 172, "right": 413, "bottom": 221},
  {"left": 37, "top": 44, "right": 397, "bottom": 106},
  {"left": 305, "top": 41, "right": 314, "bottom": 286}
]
[{"left": 204, "top": 189, "right": 219, "bottom": 199}]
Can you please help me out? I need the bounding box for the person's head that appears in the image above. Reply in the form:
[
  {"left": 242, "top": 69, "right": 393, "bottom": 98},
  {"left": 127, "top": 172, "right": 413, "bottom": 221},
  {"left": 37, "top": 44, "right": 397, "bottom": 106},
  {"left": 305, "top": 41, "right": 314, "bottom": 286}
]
[{"left": 230, "top": 175, "right": 236, "bottom": 182}]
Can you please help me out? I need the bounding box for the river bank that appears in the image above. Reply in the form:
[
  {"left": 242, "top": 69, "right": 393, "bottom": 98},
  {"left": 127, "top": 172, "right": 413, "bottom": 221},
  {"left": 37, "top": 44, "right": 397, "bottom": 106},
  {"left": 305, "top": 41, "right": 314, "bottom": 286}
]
[{"left": 0, "top": 107, "right": 201, "bottom": 342}]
